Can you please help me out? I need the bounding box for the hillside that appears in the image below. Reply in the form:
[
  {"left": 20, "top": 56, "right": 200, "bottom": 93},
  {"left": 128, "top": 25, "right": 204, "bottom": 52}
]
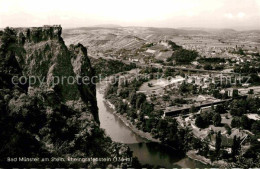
[
  {"left": 63, "top": 27, "right": 260, "bottom": 56},
  {"left": 62, "top": 27, "right": 208, "bottom": 53}
]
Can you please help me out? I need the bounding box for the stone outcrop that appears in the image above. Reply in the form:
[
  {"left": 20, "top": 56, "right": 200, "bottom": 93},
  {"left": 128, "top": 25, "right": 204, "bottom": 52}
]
[
  {"left": 69, "top": 43, "right": 98, "bottom": 122},
  {"left": 2, "top": 25, "right": 99, "bottom": 122}
]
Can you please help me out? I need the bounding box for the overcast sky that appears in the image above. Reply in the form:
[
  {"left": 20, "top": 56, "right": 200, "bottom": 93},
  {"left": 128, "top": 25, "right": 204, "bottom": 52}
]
[{"left": 0, "top": 0, "right": 260, "bottom": 30}]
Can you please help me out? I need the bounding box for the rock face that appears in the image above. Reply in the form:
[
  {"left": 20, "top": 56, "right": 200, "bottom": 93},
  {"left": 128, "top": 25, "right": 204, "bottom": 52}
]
[
  {"left": 69, "top": 43, "right": 98, "bottom": 122},
  {"left": 0, "top": 26, "right": 133, "bottom": 168},
  {"left": 7, "top": 25, "right": 99, "bottom": 122}
]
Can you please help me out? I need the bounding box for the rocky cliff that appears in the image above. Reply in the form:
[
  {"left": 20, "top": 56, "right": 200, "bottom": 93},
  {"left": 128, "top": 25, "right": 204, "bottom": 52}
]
[
  {"left": 0, "top": 26, "right": 132, "bottom": 167},
  {"left": 4, "top": 25, "right": 99, "bottom": 122}
]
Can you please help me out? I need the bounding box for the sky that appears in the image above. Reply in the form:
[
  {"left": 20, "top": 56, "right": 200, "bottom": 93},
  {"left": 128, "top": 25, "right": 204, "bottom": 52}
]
[{"left": 0, "top": 0, "right": 260, "bottom": 30}]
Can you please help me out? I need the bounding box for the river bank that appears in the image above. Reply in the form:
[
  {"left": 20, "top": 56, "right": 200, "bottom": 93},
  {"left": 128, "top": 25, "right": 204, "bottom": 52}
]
[
  {"left": 187, "top": 150, "right": 227, "bottom": 167},
  {"left": 98, "top": 84, "right": 159, "bottom": 142},
  {"left": 106, "top": 99, "right": 160, "bottom": 143}
]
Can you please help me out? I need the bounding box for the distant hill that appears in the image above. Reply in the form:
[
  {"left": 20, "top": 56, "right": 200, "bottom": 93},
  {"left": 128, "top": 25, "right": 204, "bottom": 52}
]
[
  {"left": 92, "top": 24, "right": 122, "bottom": 28},
  {"left": 178, "top": 27, "right": 237, "bottom": 34},
  {"left": 147, "top": 27, "right": 209, "bottom": 35},
  {"left": 241, "top": 30, "right": 260, "bottom": 34}
]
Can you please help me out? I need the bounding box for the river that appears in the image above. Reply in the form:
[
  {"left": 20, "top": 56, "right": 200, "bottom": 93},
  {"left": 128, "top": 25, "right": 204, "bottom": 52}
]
[{"left": 97, "top": 83, "right": 209, "bottom": 168}]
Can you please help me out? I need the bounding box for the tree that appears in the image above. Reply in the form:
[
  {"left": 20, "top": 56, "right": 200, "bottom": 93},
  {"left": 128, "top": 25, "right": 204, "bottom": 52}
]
[
  {"left": 158, "top": 119, "right": 168, "bottom": 130},
  {"left": 162, "top": 95, "right": 170, "bottom": 101},
  {"left": 204, "top": 64, "right": 213, "bottom": 70},
  {"left": 171, "top": 49, "right": 198, "bottom": 64},
  {"left": 199, "top": 86, "right": 203, "bottom": 94},
  {"left": 140, "top": 102, "right": 154, "bottom": 115},
  {"left": 157, "top": 119, "right": 168, "bottom": 142},
  {"left": 213, "top": 89, "right": 221, "bottom": 99},
  {"left": 223, "top": 91, "right": 229, "bottom": 99},
  {"left": 116, "top": 101, "right": 127, "bottom": 114},
  {"left": 231, "top": 136, "right": 241, "bottom": 160},
  {"left": 250, "top": 74, "right": 260, "bottom": 85},
  {"left": 232, "top": 89, "right": 239, "bottom": 98},
  {"left": 248, "top": 89, "right": 254, "bottom": 94},
  {"left": 168, "top": 40, "right": 182, "bottom": 50},
  {"left": 104, "top": 84, "right": 117, "bottom": 98},
  {"left": 135, "top": 93, "right": 146, "bottom": 109},
  {"left": 251, "top": 121, "right": 260, "bottom": 135},
  {"left": 129, "top": 91, "right": 137, "bottom": 107},
  {"left": 179, "top": 82, "right": 189, "bottom": 93},
  {"left": 211, "top": 105, "right": 215, "bottom": 111},
  {"left": 215, "top": 131, "right": 222, "bottom": 156},
  {"left": 213, "top": 113, "right": 222, "bottom": 126},
  {"left": 231, "top": 117, "right": 241, "bottom": 128},
  {"left": 224, "top": 124, "right": 231, "bottom": 135},
  {"left": 189, "top": 105, "right": 196, "bottom": 113},
  {"left": 203, "top": 111, "right": 214, "bottom": 127},
  {"left": 148, "top": 83, "right": 153, "bottom": 87},
  {"left": 199, "top": 142, "right": 209, "bottom": 157},
  {"left": 241, "top": 115, "right": 251, "bottom": 130},
  {"left": 238, "top": 48, "right": 245, "bottom": 56},
  {"left": 215, "top": 65, "right": 224, "bottom": 70},
  {"left": 192, "top": 138, "right": 203, "bottom": 149},
  {"left": 215, "top": 104, "right": 226, "bottom": 114},
  {"left": 128, "top": 109, "right": 137, "bottom": 119},
  {"left": 117, "top": 88, "right": 129, "bottom": 98},
  {"left": 0, "top": 27, "right": 17, "bottom": 56},
  {"left": 164, "top": 68, "right": 174, "bottom": 77},
  {"left": 195, "top": 115, "right": 205, "bottom": 128}
]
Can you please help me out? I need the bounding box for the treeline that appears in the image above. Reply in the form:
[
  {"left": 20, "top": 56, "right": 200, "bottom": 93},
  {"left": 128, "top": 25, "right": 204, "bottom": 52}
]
[
  {"left": 198, "top": 57, "right": 226, "bottom": 71},
  {"left": 203, "top": 64, "right": 224, "bottom": 70},
  {"left": 91, "top": 58, "right": 136, "bottom": 80},
  {"left": 195, "top": 104, "right": 226, "bottom": 128},
  {"left": 229, "top": 98, "right": 260, "bottom": 135},
  {"left": 167, "top": 49, "right": 199, "bottom": 64},
  {"left": 167, "top": 40, "right": 182, "bottom": 50},
  {"left": 234, "top": 64, "right": 260, "bottom": 74},
  {"left": 198, "top": 57, "right": 226, "bottom": 64}
]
